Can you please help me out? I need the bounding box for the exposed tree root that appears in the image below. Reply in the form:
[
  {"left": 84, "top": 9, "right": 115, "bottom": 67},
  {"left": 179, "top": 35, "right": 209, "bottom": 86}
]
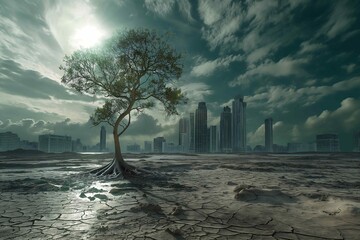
[{"left": 89, "top": 157, "right": 145, "bottom": 179}]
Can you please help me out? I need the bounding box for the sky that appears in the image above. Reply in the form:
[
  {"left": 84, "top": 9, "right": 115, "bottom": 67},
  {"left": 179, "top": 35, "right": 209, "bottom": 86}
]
[{"left": 0, "top": 0, "right": 359, "bottom": 151}]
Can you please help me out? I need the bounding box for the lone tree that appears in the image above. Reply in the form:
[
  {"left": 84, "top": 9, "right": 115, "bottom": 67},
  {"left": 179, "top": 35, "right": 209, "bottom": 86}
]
[{"left": 60, "top": 29, "right": 185, "bottom": 177}]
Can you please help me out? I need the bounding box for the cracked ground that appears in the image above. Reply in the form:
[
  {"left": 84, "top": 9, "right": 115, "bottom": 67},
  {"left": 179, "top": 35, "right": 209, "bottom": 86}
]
[{"left": 0, "top": 152, "right": 359, "bottom": 239}]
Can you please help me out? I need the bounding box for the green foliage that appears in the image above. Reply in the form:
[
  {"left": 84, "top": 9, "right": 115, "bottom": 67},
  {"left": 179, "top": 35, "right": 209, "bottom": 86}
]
[{"left": 60, "top": 28, "right": 186, "bottom": 133}]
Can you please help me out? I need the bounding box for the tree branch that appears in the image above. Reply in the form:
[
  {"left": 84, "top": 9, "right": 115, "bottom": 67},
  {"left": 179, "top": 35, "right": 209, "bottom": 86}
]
[{"left": 118, "top": 113, "right": 131, "bottom": 136}]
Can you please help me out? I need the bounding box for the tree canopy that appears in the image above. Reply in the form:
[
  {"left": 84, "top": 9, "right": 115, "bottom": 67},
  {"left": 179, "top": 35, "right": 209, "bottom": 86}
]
[{"left": 60, "top": 29, "right": 186, "bottom": 134}]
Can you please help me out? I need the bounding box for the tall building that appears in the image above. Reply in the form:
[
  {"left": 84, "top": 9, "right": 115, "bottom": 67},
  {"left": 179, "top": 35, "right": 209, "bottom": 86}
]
[
  {"left": 209, "top": 125, "right": 217, "bottom": 153},
  {"left": 287, "top": 142, "right": 316, "bottom": 153},
  {"left": 195, "top": 102, "right": 208, "bottom": 153},
  {"left": 127, "top": 143, "right": 140, "bottom": 152},
  {"left": 265, "top": 118, "right": 273, "bottom": 152},
  {"left": 144, "top": 141, "right": 152, "bottom": 152},
  {"left": 353, "top": 132, "right": 360, "bottom": 152},
  {"left": 100, "top": 126, "right": 106, "bottom": 152},
  {"left": 0, "top": 132, "right": 20, "bottom": 151},
  {"left": 316, "top": 134, "right": 340, "bottom": 152},
  {"left": 189, "top": 113, "right": 195, "bottom": 152},
  {"left": 179, "top": 117, "right": 189, "bottom": 151},
  {"left": 153, "top": 137, "right": 166, "bottom": 153},
  {"left": 38, "top": 134, "right": 72, "bottom": 153},
  {"left": 220, "top": 106, "right": 232, "bottom": 152},
  {"left": 232, "top": 96, "right": 247, "bottom": 152}
]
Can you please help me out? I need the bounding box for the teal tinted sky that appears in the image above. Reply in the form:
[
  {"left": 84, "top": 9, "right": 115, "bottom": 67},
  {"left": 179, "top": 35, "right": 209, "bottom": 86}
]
[{"left": 0, "top": 0, "right": 359, "bottom": 150}]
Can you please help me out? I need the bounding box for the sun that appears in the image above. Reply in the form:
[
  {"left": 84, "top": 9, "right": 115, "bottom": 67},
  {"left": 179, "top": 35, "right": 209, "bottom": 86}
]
[{"left": 71, "top": 25, "right": 106, "bottom": 49}]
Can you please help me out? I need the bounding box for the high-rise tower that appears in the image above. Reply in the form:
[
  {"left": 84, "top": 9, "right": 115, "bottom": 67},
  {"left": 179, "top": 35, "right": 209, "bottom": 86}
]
[
  {"left": 179, "top": 117, "right": 189, "bottom": 151},
  {"left": 209, "top": 125, "right": 217, "bottom": 153},
  {"left": 189, "top": 113, "right": 195, "bottom": 152},
  {"left": 232, "top": 96, "right": 246, "bottom": 152},
  {"left": 265, "top": 118, "right": 273, "bottom": 152},
  {"left": 195, "top": 102, "right": 208, "bottom": 153},
  {"left": 100, "top": 126, "right": 106, "bottom": 152},
  {"left": 220, "top": 106, "right": 232, "bottom": 152}
]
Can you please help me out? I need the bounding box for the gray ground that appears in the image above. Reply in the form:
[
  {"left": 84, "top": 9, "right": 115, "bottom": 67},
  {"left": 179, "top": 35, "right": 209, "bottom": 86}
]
[{"left": 0, "top": 152, "right": 359, "bottom": 240}]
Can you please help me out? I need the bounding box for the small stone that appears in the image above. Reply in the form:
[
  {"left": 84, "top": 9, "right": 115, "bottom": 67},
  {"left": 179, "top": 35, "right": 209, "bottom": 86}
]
[
  {"left": 227, "top": 181, "right": 237, "bottom": 186},
  {"left": 170, "top": 206, "right": 183, "bottom": 216}
]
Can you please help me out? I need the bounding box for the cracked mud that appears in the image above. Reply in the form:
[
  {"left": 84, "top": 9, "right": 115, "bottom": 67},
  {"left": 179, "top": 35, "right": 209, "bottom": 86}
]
[{"left": 0, "top": 153, "right": 359, "bottom": 239}]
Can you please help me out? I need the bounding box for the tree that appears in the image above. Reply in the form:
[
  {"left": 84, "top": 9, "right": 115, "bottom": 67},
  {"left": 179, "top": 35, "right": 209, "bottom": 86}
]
[{"left": 60, "top": 29, "right": 185, "bottom": 177}]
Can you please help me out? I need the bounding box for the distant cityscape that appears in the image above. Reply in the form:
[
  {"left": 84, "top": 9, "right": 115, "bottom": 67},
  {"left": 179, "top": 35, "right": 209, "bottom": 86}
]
[{"left": 1, "top": 95, "right": 360, "bottom": 153}]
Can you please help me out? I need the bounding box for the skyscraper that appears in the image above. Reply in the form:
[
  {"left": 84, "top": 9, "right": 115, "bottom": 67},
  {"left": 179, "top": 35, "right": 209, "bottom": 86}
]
[
  {"left": 100, "top": 126, "right": 106, "bottom": 152},
  {"left": 144, "top": 141, "right": 152, "bottom": 152},
  {"left": 209, "top": 125, "right": 217, "bottom": 153},
  {"left": 232, "top": 96, "right": 247, "bottom": 152},
  {"left": 0, "top": 132, "right": 20, "bottom": 151},
  {"left": 316, "top": 134, "right": 340, "bottom": 152},
  {"left": 195, "top": 102, "right": 208, "bottom": 153},
  {"left": 265, "top": 118, "right": 273, "bottom": 152},
  {"left": 179, "top": 117, "right": 189, "bottom": 151},
  {"left": 189, "top": 113, "right": 195, "bottom": 152},
  {"left": 220, "top": 106, "right": 232, "bottom": 152},
  {"left": 38, "top": 134, "right": 72, "bottom": 153},
  {"left": 153, "top": 137, "right": 166, "bottom": 153}
]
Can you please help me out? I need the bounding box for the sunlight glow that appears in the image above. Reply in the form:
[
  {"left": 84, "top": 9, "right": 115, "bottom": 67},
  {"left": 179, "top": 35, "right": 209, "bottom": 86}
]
[{"left": 71, "top": 25, "right": 106, "bottom": 49}]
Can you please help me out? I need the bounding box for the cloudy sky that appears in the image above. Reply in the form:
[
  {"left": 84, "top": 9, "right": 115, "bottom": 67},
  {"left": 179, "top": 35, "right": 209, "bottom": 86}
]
[{"left": 0, "top": 0, "right": 359, "bottom": 151}]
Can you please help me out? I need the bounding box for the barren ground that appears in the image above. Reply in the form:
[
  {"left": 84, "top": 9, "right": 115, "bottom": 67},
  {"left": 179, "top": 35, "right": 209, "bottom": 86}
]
[{"left": 0, "top": 152, "right": 359, "bottom": 240}]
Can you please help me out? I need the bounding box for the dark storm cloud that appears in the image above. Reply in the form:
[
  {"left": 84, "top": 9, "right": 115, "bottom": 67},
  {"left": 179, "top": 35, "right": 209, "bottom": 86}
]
[
  {"left": 0, "top": 58, "right": 93, "bottom": 101},
  {"left": 125, "top": 114, "right": 166, "bottom": 136}
]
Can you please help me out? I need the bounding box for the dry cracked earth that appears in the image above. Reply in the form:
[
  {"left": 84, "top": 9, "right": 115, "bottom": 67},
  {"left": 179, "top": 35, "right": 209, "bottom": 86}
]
[{"left": 0, "top": 152, "right": 360, "bottom": 239}]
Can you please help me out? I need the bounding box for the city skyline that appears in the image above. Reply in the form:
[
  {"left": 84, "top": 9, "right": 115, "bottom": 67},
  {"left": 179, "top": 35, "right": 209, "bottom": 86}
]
[{"left": 0, "top": 1, "right": 360, "bottom": 151}]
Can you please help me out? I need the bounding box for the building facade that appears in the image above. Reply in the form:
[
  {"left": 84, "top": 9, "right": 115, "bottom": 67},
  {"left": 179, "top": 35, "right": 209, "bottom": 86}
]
[
  {"left": 127, "top": 143, "right": 141, "bottom": 152},
  {"left": 179, "top": 117, "right": 189, "bottom": 151},
  {"left": 153, "top": 137, "right": 166, "bottom": 153},
  {"left": 100, "top": 126, "right": 106, "bottom": 152},
  {"left": 232, "top": 96, "right": 247, "bottom": 152},
  {"left": 209, "top": 125, "right": 217, "bottom": 153},
  {"left": 220, "top": 106, "right": 232, "bottom": 152},
  {"left": 316, "top": 134, "right": 340, "bottom": 152},
  {"left": 195, "top": 102, "right": 208, "bottom": 153},
  {"left": 144, "top": 141, "right": 152, "bottom": 152},
  {"left": 0, "top": 132, "right": 20, "bottom": 151},
  {"left": 265, "top": 118, "right": 273, "bottom": 152},
  {"left": 189, "top": 113, "right": 195, "bottom": 152},
  {"left": 38, "top": 134, "right": 72, "bottom": 153}
]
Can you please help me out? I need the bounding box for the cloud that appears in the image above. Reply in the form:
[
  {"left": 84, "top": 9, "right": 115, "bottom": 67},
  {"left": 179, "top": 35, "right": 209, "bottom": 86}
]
[
  {"left": 191, "top": 54, "right": 243, "bottom": 77},
  {"left": 298, "top": 41, "right": 326, "bottom": 54},
  {"left": 144, "top": 0, "right": 175, "bottom": 16},
  {"left": 198, "top": 0, "right": 243, "bottom": 50},
  {"left": 305, "top": 98, "right": 360, "bottom": 132},
  {"left": 320, "top": 1, "right": 357, "bottom": 39},
  {"left": 342, "top": 63, "right": 356, "bottom": 73},
  {"left": 126, "top": 114, "right": 163, "bottom": 136},
  {"left": 0, "top": 58, "right": 93, "bottom": 101},
  {"left": 241, "top": 76, "right": 360, "bottom": 113},
  {"left": 230, "top": 57, "right": 309, "bottom": 87},
  {"left": 177, "top": 0, "right": 194, "bottom": 22},
  {"left": 181, "top": 82, "right": 213, "bottom": 106},
  {"left": 0, "top": 1, "right": 63, "bottom": 80}
]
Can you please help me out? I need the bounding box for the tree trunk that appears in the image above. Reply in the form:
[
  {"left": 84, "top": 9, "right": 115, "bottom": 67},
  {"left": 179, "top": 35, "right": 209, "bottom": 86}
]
[{"left": 89, "top": 127, "right": 136, "bottom": 178}]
